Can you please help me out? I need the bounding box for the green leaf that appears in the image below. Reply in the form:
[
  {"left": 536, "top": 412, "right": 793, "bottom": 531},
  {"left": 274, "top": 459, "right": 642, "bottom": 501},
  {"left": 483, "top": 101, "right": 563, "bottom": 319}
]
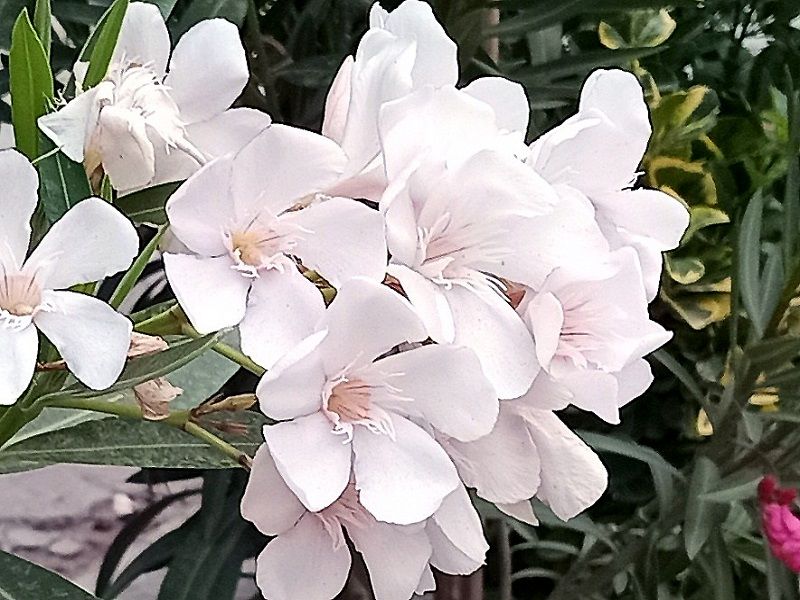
[
  {"left": 36, "top": 135, "right": 93, "bottom": 224},
  {"left": 0, "top": 412, "right": 265, "bottom": 472},
  {"left": 684, "top": 456, "right": 728, "bottom": 559},
  {"left": 738, "top": 193, "right": 765, "bottom": 336},
  {"left": 9, "top": 8, "right": 53, "bottom": 160},
  {"left": 700, "top": 475, "right": 760, "bottom": 504},
  {"left": 42, "top": 333, "right": 225, "bottom": 402},
  {"left": 115, "top": 181, "right": 180, "bottom": 225},
  {"left": 82, "top": 0, "right": 129, "bottom": 90},
  {"left": 168, "top": 341, "right": 240, "bottom": 411},
  {"left": 33, "top": 0, "right": 51, "bottom": 59},
  {"left": 697, "top": 530, "right": 735, "bottom": 600},
  {"left": 0, "top": 549, "right": 101, "bottom": 598},
  {"left": 744, "top": 335, "right": 800, "bottom": 369}
]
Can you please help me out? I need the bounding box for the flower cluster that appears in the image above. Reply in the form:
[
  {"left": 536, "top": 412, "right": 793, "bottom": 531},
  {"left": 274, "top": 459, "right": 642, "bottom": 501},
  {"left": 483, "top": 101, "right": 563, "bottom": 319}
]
[
  {"left": 1, "top": 0, "right": 690, "bottom": 598},
  {"left": 759, "top": 475, "right": 800, "bottom": 573}
]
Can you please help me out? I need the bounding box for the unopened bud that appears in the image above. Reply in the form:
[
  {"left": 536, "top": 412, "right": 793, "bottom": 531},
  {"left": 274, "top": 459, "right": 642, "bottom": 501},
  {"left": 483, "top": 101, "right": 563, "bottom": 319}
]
[
  {"left": 134, "top": 378, "right": 182, "bottom": 421},
  {"left": 128, "top": 332, "right": 169, "bottom": 358}
]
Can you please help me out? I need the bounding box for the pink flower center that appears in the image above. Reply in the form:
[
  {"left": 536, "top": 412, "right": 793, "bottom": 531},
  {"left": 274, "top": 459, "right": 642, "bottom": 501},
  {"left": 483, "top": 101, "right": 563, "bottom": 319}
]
[
  {"left": 327, "top": 379, "right": 372, "bottom": 423},
  {"left": 224, "top": 215, "right": 305, "bottom": 278},
  {"left": 0, "top": 273, "right": 42, "bottom": 320}
]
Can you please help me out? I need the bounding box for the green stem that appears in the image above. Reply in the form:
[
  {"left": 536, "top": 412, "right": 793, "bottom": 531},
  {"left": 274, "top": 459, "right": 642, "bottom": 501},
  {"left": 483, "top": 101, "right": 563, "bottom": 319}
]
[
  {"left": 180, "top": 323, "right": 265, "bottom": 377},
  {"left": 42, "top": 396, "right": 250, "bottom": 468},
  {"left": 110, "top": 224, "right": 169, "bottom": 310}
]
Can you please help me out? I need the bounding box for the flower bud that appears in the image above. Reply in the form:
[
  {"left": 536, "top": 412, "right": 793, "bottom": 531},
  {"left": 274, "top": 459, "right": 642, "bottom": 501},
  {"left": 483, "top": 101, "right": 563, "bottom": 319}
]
[{"left": 134, "top": 378, "right": 182, "bottom": 421}]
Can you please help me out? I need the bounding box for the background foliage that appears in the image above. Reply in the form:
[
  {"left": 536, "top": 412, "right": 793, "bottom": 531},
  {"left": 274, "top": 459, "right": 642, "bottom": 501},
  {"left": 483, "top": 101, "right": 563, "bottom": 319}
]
[{"left": 2, "top": 0, "right": 800, "bottom": 598}]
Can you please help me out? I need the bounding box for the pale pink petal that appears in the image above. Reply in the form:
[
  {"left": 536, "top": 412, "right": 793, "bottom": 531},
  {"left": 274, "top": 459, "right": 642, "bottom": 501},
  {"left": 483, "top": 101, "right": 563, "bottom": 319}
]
[
  {"left": 593, "top": 188, "right": 689, "bottom": 250},
  {"left": 374, "top": 345, "right": 498, "bottom": 442},
  {"left": 284, "top": 197, "right": 387, "bottom": 286},
  {"left": 321, "top": 56, "right": 353, "bottom": 144},
  {"left": 416, "top": 566, "right": 436, "bottom": 595},
  {"left": 163, "top": 253, "right": 250, "bottom": 334},
  {"left": 165, "top": 155, "right": 235, "bottom": 257},
  {"left": 165, "top": 19, "right": 248, "bottom": 123},
  {"left": 524, "top": 409, "right": 608, "bottom": 520},
  {"left": 256, "top": 330, "right": 328, "bottom": 420},
  {"left": 462, "top": 76, "right": 529, "bottom": 135},
  {"left": 112, "top": 2, "right": 171, "bottom": 76},
  {"left": 353, "top": 413, "right": 459, "bottom": 525},
  {"left": 378, "top": 0, "right": 458, "bottom": 87},
  {"left": 0, "top": 325, "right": 38, "bottom": 405},
  {"left": 526, "top": 291, "right": 564, "bottom": 369},
  {"left": 187, "top": 108, "right": 272, "bottom": 158},
  {"left": 241, "top": 444, "right": 305, "bottom": 536},
  {"left": 319, "top": 277, "right": 427, "bottom": 374},
  {"left": 348, "top": 520, "right": 431, "bottom": 600},
  {"left": 97, "top": 106, "right": 155, "bottom": 192},
  {"left": 615, "top": 358, "right": 654, "bottom": 407},
  {"left": 34, "top": 291, "right": 131, "bottom": 390},
  {"left": 556, "top": 367, "right": 621, "bottom": 424},
  {"left": 38, "top": 90, "right": 96, "bottom": 163},
  {"left": 0, "top": 149, "right": 38, "bottom": 265},
  {"left": 444, "top": 405, "right": 541, "bottom": 504},
  {"left": 239, "top": 268, "right": 326, "bottom": 370},
  {"left": 387, "top": 263, "right": 454, "bottom": 343},
  {"left": 255, "top": 513, "right": 351, "bottom": 600},
  {"left": 263, "top": 413, "right": 351, "bottom": 512},
  {"left": 497, "top": 501, "right": 538, "bottom": 526},
  {"left": 427, "top": 485, "right": 488, "bottom": 575},
  {"left": 26, "top": 198, "right": 138, "bottom": 290},
  {"left": 446, "top": 285, "right": 538, "bottom": 400},
  {"left": 232, "top": 124, "right": 347, "bottom": 218}
]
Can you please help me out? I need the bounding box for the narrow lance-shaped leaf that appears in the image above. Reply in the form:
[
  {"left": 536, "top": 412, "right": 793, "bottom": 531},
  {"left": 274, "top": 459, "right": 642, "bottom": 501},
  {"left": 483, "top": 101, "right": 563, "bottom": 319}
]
[
  {"left": 36, "top": 134, "right": 93, "bottom": 224},
  {"left": 684, "top": 456, "right": 728, "bottom": 559},
  {"left": 8, "top": 8, "right": 53, "bottom": 160},
  {"left": 738, "top": 192, "right": 764, "bottom": 336},
  {"left": 33, "top": 0, "right": 51, "bottom": 59},
  {"left": 82, "top": 0, "right": 130, "bottom": 90}
]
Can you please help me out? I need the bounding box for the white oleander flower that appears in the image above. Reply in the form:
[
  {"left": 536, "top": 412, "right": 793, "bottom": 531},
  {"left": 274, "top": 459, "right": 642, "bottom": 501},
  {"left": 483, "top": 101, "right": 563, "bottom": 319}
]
[
  {"left": 39, "top": 2, "right": 270, "bottom": 194},
  {"left": 163, "top": 125, "right": 387, "bottom": 370},
  {"left": 0, "top": 150, "right": 138, "bottom": 404},
  {"left": 526, "top": 68, "right": 690, "bottom": 300},
  {"left": 241, "top": 444, "right": 488, "bottom": 600},
  {"left": 255, "top": 277, "right": 498, "bottom": 525}
]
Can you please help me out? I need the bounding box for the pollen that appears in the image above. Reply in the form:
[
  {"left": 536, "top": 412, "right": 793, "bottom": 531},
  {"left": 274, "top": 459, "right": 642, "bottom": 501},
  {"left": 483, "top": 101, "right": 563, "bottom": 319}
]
[
  {"left": 0, "top": 274, "right": 42, "bottom": 318},
  {"left": 327, "top": 379, "right": 372, "bottom": 423}
]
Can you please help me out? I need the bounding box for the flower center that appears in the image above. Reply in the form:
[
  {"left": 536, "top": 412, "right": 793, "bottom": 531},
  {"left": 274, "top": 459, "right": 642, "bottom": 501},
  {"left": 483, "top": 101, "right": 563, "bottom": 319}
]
[
  {"left": 316, "top": 484, "right": 372, "bottom": 550},
  {"left": 0, "top": 273, "right": 42, "bottom": 329},
  {"left": 327, "top": 379, "right": 372, "bottom": 423},
  {"left": 225, "top": 215, "right": 306, "bottom": 278}
]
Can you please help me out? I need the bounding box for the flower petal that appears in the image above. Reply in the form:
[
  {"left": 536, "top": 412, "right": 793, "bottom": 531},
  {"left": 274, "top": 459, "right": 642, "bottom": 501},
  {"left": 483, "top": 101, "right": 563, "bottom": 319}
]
[
  {"left": 375, "top": 344, "right": 498, "bottom": 442},
  {"left": 255, "top": 513, "right": 351, "bottom": 600},
  {"left": 497, "top": 500, "right": 538, "bottom": 526},
  {"left": 284, "top": 197, "right": 387, "bottom": 286},
  {"left": 263, "top": 412, "right": 351, "bottom": 512},
  {"left": 34, "top": 291, "right": 131, "bottom": 390},
  {"left": 615, "top": 358, "right": 654, "bottom": 407},
  {"left": 186, "top": 108, "right": 272, "bottom": 159},
  {"left": 377, "top": 0, "right": 458, "bottom": 87},
  {"left": 444, "top": 405, "right": 541, "bottom": 504},
  {"left": 353, "top": 413, "right": 459, "bottom": 525},
  {"left": 348, "top": 519, "right": 432, "bottom": 600},
  {"left": 0, "top": 325, "right": 38, "bottom": 405},
  {"left": 526, "top": 291, "right": 564, "bottom": 369},
  {"left": 446, "top": 285, "right": 538, "bottom": 400},
  {"left": 241, "top": 444, "right": 306, "bottom": 536},
  {"left": 387, "top": 263, "right": 454, "bottom": 343},
  {"left": 0, "top": 149, "right": 38, "bottom": 265},
  {"left": 163, "top": 253, "right": 250, "bottom": 334},
  {"left": 165, "top": 155, "right": 235, "bottom": 257},
  {"left": 321, "top": 56, "right": 354, "bottom": 144},
  {"left": 232, "top": 124, "right": 347, "bottom": 217},
  {"left": 112, "top": 2, "right": 171, "bottom": 77},
  {"left": 594, "top": 188, "right": 689, "bottom": 250},
  {"left": 319, "top": 277, "right": 427, "bottom": 374},
  {"left": 462, "top": 76, "right": 530, "bottom": 135},
  {"left": 239, "top": 268, "right": 327, "bottom": 370},
  {"left": 38, "top": 90, "right": 97, "bottom": 163},
  {"left": 97, "top": 106, "right": 156, "bottom": 192},
  {"left": 427, "top": 484, "right": 488, "bottom": 575},
  {"left": 256, "top": 330, "right": 328, "bottom": 421},
  {"left": 26, "top": 198, "right": 138, "bottom": 290},
  {"left": 524, "top": 408, "right": 608, "bottom": 520},
  {"left": 165, "top": 18, "right": 249, "bottom": 123}
]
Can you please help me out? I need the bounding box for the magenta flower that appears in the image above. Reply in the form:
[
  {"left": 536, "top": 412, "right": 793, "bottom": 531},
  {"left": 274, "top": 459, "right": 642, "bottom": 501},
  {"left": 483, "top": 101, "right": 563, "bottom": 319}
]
[{"left": 759, "top": 475, "right": 800, "bottom": 572}]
